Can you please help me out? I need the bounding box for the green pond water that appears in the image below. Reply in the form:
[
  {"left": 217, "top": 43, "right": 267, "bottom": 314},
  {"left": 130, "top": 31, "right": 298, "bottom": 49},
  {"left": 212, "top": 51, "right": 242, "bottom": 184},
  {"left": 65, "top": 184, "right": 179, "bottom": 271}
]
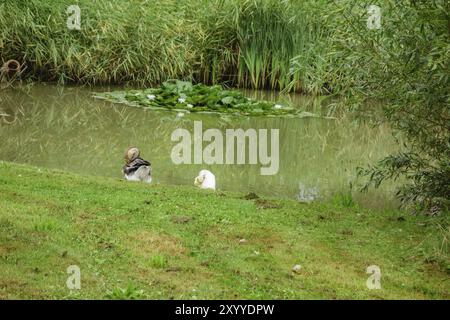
[{"left": 0, "top": 84, "right": 400, "bottom": 208}]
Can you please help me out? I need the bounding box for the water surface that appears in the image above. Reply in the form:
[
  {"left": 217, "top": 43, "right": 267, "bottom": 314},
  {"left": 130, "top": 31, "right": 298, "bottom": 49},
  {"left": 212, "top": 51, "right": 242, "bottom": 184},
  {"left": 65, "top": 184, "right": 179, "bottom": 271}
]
[{"left": 0, "top": 84, "right": 400, "bottom": 208}]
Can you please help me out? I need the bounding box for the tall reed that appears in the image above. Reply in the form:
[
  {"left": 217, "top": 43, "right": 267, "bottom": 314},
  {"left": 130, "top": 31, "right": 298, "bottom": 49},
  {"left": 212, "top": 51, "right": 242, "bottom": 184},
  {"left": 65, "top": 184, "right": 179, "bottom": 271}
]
[{"left": 0, "top": 0, "right": 331, "bottom": 93}]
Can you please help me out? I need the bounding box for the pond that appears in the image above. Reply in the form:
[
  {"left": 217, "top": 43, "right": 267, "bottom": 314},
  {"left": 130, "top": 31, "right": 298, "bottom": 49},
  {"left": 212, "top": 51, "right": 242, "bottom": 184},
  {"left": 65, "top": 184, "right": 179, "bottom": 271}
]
[{"left": 0, "top": 84, "right": 400, "bottom": 208}]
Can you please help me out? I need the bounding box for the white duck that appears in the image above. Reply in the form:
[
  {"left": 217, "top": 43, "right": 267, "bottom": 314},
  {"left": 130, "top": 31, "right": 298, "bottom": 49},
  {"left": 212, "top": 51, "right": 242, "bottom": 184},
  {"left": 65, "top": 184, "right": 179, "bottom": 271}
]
[
  {"left": 194, "top": 169, "right": 216, "bottom": 190},
  {"left": 122, "top": 147, "right": 152, "bottom": 183}
]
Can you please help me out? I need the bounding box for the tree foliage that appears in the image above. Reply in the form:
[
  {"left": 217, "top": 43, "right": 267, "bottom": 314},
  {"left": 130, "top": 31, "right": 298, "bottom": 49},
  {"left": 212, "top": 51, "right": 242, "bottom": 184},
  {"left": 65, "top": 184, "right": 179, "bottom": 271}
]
[{"left": 330, "top": 0, "right": 449, "bottom": 212}]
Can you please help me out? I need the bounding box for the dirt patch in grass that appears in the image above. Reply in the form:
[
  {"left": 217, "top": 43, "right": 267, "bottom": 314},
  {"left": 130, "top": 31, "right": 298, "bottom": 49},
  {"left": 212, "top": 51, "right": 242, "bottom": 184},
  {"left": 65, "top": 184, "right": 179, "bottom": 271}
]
[
  {"left": 243, "top": 192, "right": 259, "bottom": 200},
  {"left": 171, "top": 215, "right": 192, "bottom": 224},
  {"left": 0, "top": 244, "right": 18, "bottom": 258},
  {"left": 127, "top": 230, "right": 186, "bottom": 257},
  {"left": 0, "top": 277, "right": 31, "bottom": 298},
  {"left": 245, "top": 228, "right": 284, "bottom": 245},
  {"left": 254, "top": 199, "right": 282, "bottom": 209},
  {"left": 134, "top": 263, "right": 217, "bottom": 298}
]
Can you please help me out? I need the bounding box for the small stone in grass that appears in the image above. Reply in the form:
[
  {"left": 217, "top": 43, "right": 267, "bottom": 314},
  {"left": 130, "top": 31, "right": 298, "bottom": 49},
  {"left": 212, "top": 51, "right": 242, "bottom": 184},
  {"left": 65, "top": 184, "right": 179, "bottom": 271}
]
[
  {"left": 292, "top": 264, "right": 302, "bottom": 273},
  {"left": 239, "top": 239, "right": 247, "bottom": 245}
]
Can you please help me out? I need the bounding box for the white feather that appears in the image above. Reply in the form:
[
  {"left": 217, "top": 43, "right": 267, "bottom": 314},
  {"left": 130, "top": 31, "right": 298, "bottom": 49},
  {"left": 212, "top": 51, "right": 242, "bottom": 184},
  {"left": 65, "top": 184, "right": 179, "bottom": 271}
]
[{"left": 194, "top": 169, "right": 216, "bottom": 190}]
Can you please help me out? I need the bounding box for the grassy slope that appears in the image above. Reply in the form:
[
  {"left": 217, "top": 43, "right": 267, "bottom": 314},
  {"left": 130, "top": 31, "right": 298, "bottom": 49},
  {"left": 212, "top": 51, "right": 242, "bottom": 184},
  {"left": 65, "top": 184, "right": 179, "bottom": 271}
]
[{"left": 0, "top": 161, "right": 448, "bottom": 299}]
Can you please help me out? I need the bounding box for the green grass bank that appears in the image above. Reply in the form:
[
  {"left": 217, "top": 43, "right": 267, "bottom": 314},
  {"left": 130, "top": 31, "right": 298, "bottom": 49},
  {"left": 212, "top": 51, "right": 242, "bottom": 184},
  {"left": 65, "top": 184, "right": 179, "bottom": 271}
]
[{"left": 0, "top": 161, "right": 448, "bottom": 299}]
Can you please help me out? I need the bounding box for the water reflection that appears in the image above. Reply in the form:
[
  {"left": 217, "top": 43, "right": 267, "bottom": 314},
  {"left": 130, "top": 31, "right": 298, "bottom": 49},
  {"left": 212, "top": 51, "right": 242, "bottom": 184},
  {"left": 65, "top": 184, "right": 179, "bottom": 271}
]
[{"left": 0, "top": 84, "right": 400, "bottom": 208}]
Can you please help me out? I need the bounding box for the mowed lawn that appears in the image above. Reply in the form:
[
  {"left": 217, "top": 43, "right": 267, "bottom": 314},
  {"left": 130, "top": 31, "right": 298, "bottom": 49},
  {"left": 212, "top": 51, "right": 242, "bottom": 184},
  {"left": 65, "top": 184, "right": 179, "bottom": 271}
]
[{"left": 0, "top": 161, "right": 448, "bottom": 299}]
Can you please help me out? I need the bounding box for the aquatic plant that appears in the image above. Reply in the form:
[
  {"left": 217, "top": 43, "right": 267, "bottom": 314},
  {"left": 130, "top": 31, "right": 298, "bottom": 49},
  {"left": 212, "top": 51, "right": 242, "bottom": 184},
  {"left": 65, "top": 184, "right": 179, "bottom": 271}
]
[{"left": 94, "top": 80, "right": 329, "bottom": 118}]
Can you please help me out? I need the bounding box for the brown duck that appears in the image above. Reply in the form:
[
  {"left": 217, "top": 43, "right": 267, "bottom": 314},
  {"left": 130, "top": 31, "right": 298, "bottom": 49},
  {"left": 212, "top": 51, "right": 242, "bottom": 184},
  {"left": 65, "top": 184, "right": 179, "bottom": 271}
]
[{"left": 122, "top": 147, "right": 152, "bottom": 183}]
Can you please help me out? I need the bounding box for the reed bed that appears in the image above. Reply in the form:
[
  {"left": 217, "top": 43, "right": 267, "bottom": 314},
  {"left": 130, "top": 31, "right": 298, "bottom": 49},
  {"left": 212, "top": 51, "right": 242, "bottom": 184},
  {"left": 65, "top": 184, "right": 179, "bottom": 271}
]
[{"left": 0, "top": 0, "right": 331, "bottom": 93}]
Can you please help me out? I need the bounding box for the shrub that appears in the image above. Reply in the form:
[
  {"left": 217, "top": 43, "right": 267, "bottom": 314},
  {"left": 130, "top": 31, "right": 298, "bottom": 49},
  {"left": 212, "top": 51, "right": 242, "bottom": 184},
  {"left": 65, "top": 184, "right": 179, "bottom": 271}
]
[{"left": 327, "top": 0, "right": 449, "bottom": 212}]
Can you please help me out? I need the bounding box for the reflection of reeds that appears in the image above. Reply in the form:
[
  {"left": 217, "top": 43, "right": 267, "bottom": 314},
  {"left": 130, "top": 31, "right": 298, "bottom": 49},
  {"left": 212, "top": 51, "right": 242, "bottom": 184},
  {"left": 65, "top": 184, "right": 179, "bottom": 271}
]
[{"left": 0, "top": 85, "right": 178, "bottom": 175}]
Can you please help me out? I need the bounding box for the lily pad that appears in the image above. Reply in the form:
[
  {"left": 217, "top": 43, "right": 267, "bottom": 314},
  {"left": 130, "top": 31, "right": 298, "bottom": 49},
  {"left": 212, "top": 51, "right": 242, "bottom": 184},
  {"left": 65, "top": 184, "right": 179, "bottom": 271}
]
[{"left": 93, "top": 80, "right": 334, "bottom": 118}]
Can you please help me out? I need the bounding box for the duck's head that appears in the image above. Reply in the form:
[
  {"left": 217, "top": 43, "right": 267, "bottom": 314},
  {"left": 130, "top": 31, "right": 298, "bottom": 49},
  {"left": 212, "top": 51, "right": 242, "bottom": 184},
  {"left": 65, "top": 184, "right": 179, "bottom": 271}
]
[
  {"left": 125, "top": 147, "right": 140, "bottom": 163},
  {"left": 194, "top": 169, "right": 216, "bottom": 190}
]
